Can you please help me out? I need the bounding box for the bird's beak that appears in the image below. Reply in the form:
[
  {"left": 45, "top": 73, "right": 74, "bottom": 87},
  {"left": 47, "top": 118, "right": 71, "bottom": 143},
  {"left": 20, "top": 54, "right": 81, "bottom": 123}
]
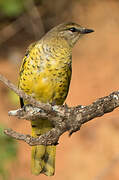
[{"left": 79, "top": 28, "right": 94, "bottom": 34}]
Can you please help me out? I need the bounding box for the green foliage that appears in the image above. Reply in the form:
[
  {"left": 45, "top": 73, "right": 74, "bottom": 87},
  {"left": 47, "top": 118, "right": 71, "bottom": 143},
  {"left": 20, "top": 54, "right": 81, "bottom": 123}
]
[
  {"left": 0, "top": 0, "right": 24, "bottom": 17},
  {"left": 0, "top": 125, "right": 18, "bottom": 180},
  {"left": 0, "top": 126, "right": 17, "bottom": 162},
  {"left": 0, "top": 0, "right": 42, "bottom": 18}
]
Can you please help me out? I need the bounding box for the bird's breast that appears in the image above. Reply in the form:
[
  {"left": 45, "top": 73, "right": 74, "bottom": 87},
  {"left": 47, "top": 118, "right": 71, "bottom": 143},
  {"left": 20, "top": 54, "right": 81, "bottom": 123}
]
[{"left": 19, "top": 43, "right": 72, "bottom": 105}]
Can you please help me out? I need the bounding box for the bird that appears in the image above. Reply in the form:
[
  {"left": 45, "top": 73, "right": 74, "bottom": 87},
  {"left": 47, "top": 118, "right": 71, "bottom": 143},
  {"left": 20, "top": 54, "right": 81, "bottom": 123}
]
[{"left": 18, "top": 22, "right": 94, "bottom": 176}]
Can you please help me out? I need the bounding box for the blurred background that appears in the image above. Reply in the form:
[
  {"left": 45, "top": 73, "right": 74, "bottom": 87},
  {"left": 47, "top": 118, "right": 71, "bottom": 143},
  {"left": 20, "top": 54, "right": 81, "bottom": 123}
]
[{"left": 0, "top": 0, "right": 119, "bottom": 180}]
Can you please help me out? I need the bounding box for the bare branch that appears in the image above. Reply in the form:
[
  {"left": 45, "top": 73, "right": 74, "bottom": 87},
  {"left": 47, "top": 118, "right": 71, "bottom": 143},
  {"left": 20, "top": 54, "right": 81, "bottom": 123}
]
[
  {"left": 1, "top": 73, "right": 119, "bottom": 146},
  {"left": 0, "top": 15, "right": 28, "bottom": 46},
  {"left": 4, "top": 128, "right": 60, "bottom": 146},
  {"left": 0, "top": 1, "right": 44, "bottom": 47},
  {"left": 23, "top": 0, "right": 45, "bottom": 39}
]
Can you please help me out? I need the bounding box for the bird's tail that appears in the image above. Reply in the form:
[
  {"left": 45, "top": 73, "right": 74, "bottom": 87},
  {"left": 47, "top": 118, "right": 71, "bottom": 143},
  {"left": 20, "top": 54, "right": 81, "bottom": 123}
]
[{"left": 31, "top": 119, "right": 56, "bottom": 176}]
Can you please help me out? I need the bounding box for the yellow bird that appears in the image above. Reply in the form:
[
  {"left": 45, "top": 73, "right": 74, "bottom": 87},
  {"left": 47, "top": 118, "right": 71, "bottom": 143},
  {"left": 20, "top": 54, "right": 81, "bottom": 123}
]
[{"left": 18, "top": 22, "right": 94, "bottom": 176}]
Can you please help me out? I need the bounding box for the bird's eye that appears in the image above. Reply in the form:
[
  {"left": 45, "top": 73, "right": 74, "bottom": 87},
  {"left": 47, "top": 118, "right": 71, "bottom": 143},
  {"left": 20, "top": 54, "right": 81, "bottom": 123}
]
[{"left": 68, "top": 27, "right": 77, "bottom": 32}]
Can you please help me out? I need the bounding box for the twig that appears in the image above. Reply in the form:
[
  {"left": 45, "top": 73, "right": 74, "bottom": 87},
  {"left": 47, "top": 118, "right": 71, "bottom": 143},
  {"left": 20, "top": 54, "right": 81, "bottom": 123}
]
[
  {"left": 1, "top": 73, "right": 119, "bottom": 146},
  {"left": 0, "top": 15, "right": 27, "bottom": 45},
  {"left": 0, "top": 1, "right": 44, "bottom": 46},
  {"left": 4, "top": 128, "right": 60, "bottom": 146},
  {"left": 23, "top": 0, "right": 45, "bottom": 39}
]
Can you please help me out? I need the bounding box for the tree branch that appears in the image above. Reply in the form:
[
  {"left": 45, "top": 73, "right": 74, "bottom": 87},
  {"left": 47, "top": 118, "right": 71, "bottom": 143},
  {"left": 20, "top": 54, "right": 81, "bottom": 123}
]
[{"left": 0, "top": 73, "right": 119, "bottom": 146}]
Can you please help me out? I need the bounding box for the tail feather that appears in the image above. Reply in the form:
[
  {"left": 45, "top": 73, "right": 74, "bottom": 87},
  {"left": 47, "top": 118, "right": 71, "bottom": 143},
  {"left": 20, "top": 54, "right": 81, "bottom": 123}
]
[
  {"left": 31, "top": 119, "right": 56, "bottom": 176},
  {"left": 44, "top": 146, "right": 56, "bottom": 176},
  {"left": 31, "top": 145, "right": 46, "bottom": 175}
]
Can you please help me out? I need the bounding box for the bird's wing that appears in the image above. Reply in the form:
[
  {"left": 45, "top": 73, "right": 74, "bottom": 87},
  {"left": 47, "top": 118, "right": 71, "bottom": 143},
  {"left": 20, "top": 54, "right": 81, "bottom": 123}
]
[{"left": 18, "top": 41, "right": 38, "bottom": 107}]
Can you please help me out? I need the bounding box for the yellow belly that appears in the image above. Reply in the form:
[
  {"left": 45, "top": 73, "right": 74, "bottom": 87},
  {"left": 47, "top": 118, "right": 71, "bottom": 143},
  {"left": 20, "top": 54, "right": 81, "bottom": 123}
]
[{"left": 19, "top": 53, "right": 71, "bottom": 105}]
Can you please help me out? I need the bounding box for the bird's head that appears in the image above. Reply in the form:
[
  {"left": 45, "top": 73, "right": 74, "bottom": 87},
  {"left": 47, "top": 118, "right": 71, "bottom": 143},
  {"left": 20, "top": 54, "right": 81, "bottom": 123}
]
[{"left": 47, "top": 22, "right": 94, "bottom": 48}]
